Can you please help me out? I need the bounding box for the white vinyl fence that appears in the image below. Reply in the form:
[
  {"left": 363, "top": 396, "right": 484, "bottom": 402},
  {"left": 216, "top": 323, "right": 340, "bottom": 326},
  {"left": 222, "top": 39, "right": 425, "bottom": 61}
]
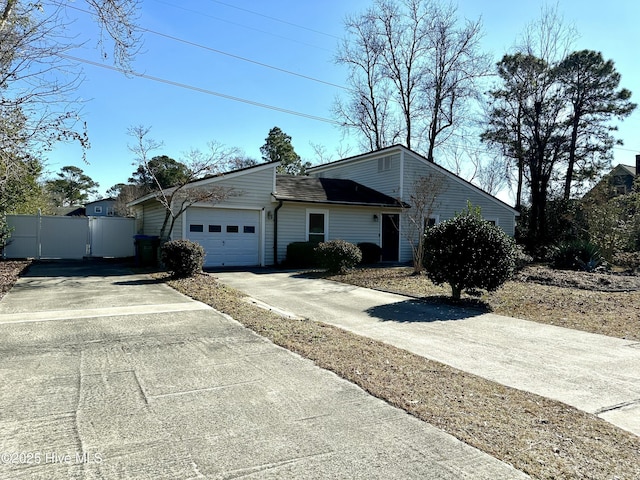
[{"left": 3, "top": 213, "right": 136, "bottom": 259}]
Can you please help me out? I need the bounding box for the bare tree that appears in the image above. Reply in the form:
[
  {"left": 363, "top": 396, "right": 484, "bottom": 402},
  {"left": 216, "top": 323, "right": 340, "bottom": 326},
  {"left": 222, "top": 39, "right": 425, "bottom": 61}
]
[
  {"left": 334, "top": 9, "right": 398, "bottom": 151},
  {"left": 127, "top": 126, "right": 233, "bottom": 240},
  {"left": 403, "top": 173, "right": 444, "bottom": 273},
  {"left": 335, "top": 0, "right": 490, "bottom": 160}
]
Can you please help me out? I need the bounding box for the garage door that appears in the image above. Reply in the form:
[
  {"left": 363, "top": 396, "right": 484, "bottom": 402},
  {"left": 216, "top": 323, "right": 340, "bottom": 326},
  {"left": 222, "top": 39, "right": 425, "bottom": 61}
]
[{"left": 186, "top": 208, "right": 260, "bottom": 267}]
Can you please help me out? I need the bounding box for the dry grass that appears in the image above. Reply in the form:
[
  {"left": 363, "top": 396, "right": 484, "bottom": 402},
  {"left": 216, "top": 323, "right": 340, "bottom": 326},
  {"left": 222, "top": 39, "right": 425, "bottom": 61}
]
[
  {"left": 330, "top": 266, "right": 640, "bottom": 341},
  {"left": 166, "top": 272, "right": 640, "bottom": 480}
]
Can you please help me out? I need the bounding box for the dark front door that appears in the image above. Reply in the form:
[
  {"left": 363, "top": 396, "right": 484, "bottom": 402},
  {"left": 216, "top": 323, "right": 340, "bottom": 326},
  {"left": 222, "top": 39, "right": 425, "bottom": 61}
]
[{"left": 381, "top": 213, "right": 399, "bottom": 262}]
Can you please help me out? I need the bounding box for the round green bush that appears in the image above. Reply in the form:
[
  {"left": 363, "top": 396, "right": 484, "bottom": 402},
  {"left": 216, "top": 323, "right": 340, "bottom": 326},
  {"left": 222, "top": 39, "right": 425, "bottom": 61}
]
[
  {"left": 357, "top": 242, "right": 382, "bottom": 264},
  {"left": 160, "top": 239, "right": 205, "bottom": 278},
  {"left": 423, "top": 209, "right": 517, "bottom": 299},
  {"left": 315, "top": 239, "right": 362, "bottom": 274}
]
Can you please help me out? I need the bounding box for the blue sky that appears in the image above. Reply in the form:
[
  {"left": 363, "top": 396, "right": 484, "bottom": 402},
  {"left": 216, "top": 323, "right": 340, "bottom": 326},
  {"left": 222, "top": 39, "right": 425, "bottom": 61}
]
[{"left": 46, "top": 0, "right": 640, "bottom": 200}]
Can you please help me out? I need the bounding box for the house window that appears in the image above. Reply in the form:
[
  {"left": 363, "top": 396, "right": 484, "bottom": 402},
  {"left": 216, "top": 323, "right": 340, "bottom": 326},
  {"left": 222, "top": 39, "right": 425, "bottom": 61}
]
[
  {"left": 190, "top": 224, "right": 204, "bottom": 232},
  {"left": 94, "top": 206, "right": 103, "bottom": 214},
  {"left": 486, "top": 218, "right": 498, "bottom": 226},
  {"left": 209, "top": 225, "right": 221, "bottom": 233},
  {"left": 424, "top": 216, "right": 438, "bottom": 231},
  {"left": 307, "top": 211, "right": 327, "bottom": 243},
  {"left": 244, "top": 226, "right": 256, "bottom": 234},
  {"left": 616, "top": 185, "right": 627, "bottom": 195},
  {"left": 227, "top": 225, "right": 239, "bottom": 233},
  {"left": 106, "top": 207, "right": 115, "bottom": 216},
  {"left": 377, "top": 156, "right": 392, "bottom": 172}
]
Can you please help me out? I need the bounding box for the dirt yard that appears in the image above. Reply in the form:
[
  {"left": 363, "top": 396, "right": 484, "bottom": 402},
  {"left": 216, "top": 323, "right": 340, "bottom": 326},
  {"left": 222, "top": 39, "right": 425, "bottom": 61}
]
[{"left": 329, "top": 265, "right": 640, "bottom": 341}]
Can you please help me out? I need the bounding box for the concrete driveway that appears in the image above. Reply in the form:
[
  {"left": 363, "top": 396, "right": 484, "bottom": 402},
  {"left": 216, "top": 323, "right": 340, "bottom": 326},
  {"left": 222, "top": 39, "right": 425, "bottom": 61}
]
[
  {"left": 0, "top": 261, "right": 528, "bottom": 479},
  {"left": 213, "top": 269, "right": 640, "bottom": 437}
]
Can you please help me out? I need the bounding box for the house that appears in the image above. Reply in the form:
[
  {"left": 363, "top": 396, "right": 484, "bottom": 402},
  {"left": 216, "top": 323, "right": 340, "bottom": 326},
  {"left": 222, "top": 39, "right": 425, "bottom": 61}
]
[
  {"left": 128, "top": 145, "right": 518, "bottom": 267},
  {"left": 606, "top": 158, "right": 638, "bottom": 196},
  {"left": 307, "top": 145, "right": 518, "bottom": 262},
  {"left": 85, "top": 198, "right": 117, "bottom": 217},
  {"left": 583, "top": 155, "right": 639, "bottom": 199}
]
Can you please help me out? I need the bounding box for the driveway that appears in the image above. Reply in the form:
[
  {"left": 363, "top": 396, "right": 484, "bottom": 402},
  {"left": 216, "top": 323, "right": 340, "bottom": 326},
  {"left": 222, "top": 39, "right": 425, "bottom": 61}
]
[
  {"left": 213, "top": 269, "right": 640, "bottom": 437},
  {"left": 0, "top": 261, "right": 527, "bottom": 479}
]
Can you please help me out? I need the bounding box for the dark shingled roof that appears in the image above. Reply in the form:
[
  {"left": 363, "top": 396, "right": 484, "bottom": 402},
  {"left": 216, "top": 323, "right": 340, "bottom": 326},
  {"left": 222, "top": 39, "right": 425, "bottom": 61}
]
[{"left": 274, "top": 175, "right": 406, "bottom": 208}]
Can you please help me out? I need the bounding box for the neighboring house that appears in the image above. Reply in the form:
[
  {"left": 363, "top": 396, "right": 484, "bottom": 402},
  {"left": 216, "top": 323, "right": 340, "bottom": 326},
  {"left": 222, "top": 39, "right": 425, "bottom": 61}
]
[
  {"left": 584, "top": 155, "right": 639, "bottom": 199},
  {"left": 128, "top": 145, "right": 518, "bottom": 267},
  {"left": 86, "top": 198, "right": 117, "bottom": 217}
]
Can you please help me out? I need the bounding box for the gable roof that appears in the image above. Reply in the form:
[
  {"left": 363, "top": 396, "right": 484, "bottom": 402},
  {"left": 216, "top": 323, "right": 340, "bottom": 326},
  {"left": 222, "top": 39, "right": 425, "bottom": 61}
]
[
  {"left": 274, "top": 175, "right": 407, "bottom": 208},
  {"left": 616, "top": 164, "right": 636, "bottom": 176},
  {"left": 308, "top": 144, "right": 519, "bottom": 215},
  {"left": 127, "top": 160, "right": 280, "bottom": 207}
]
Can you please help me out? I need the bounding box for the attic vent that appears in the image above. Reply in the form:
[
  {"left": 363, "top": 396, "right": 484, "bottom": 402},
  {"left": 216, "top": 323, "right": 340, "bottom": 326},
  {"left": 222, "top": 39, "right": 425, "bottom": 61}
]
[{"left": 377, "top": 156, "right": 392, "bottom": 172}]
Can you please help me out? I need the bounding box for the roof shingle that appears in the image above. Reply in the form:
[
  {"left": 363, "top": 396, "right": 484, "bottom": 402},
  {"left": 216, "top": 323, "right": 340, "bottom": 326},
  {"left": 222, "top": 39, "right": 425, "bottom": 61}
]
[{"left": 274, "top": 175, "right": 405, "bottom": 208}]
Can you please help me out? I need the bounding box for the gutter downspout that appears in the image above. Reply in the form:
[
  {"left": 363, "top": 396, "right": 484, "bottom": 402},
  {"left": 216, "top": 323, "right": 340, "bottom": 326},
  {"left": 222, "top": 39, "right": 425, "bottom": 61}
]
[{"left": 273, "top": 200, "right": 284, "bottom": 266}]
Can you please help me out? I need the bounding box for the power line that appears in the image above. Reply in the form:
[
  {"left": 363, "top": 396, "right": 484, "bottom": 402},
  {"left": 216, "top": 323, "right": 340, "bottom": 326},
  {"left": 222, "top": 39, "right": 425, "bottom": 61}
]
[
  {"left": 151, "top": 0, "right": 333, "bottom": 53},
  {"left": 55, "top": 2, "right": 347, "bottom": 91},
  {"left": 204, "top": 0, "right": 341, "bottom": 40},
  {"left": 57, "top": 53, "right": 342, "bottom": 125}
]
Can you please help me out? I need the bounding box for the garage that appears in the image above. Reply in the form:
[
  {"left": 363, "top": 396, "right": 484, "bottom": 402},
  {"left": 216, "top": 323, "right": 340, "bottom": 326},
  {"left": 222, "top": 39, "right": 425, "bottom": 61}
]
[{"left": 186, "top": 208, "right": 260, "bottom": 267}]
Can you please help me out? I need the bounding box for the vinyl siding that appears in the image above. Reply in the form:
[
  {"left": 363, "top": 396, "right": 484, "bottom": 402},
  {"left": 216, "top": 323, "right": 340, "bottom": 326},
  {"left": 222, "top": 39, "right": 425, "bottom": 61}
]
[
  {"left": 275, "top": 203, "right": 387, "bottom": 264},
  {"left": 133, "top": 165, "right": 278, "bottom": 264},
  {"left": 402, "top": 151, "right": 516, "bottom": 235},
  {"left": 310, "top": 147, "right": 517, "bottom": 263},
  {"left": 310, "top": 152, "right": 402, "bottom": 198}
]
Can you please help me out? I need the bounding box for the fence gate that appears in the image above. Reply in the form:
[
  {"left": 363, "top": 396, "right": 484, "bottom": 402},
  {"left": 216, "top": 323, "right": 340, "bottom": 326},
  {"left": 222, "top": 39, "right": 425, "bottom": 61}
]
[{"left": 3, "top": 213, "right": 135, "bottom": 259}]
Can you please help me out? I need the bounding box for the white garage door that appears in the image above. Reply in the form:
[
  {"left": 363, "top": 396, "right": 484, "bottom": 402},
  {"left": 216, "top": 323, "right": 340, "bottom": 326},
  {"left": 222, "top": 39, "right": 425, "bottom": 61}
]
[{"left": 186, "top": 208, "right": 260, "bottom": 267}]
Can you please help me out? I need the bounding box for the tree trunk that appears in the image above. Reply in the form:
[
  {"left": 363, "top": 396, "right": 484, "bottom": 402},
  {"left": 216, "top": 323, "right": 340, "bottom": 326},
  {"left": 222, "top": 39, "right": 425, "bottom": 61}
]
[
  {"left": 563, "top": 112, "right": 580, "bottom": 201},
  {"left": 451, "top": 284, "right": 462, "bottom": 300}
]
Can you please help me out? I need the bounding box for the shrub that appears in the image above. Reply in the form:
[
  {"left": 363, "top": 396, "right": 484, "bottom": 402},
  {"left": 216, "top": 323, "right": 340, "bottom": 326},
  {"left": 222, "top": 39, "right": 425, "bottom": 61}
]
[
  {"left": 160, "top": 239, "right": 205, "bottom": 277},
  {"left": 423, "top": 207, "right": 517, "bottom": 300},
  {"left": 315, "top": 239, "right": 362, "bottom": 274},
  {"left": 514, "top": 244, "right": 533, "bottom": 272},
  {"left": 551, "top": 240, "right": 604, "bottom": 272},
  {"left": 613, "top": 251, "right": 640, "bottom": 272},
  {"left": 285, "top": 242, "right": 318, "bottom": 268},
  {"left": 357, "top": 242, "right": 382, "bottom": 264}
]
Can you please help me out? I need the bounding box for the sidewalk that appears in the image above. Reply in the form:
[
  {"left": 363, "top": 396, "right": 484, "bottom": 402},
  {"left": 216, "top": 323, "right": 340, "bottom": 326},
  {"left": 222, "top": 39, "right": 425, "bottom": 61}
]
[
  {"left": 0, "top": 261, "right": 528, "bottom": 479},
  {"left": 214, "top": 269, "right": 640, "bottom": 437}
]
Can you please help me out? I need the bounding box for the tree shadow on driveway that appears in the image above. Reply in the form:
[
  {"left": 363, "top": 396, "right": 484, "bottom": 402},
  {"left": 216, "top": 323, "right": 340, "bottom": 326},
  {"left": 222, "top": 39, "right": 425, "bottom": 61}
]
[{"left": 365, "top": 296, "right": 491, "bottom": 322}]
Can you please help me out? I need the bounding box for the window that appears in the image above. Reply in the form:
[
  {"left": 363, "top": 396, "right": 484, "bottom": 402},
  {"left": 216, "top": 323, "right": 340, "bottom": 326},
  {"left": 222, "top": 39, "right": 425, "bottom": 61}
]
[
  {"left": 209, "top": 225, "right": 221, "bottom": 233},
  {"left": 377, "top": 156, "right": 392, "bottom": 172},
  {"left": 106, "top": 207, "right": 115, "bottom": 216},
  {"left": 189, "top": 224, "right": 204, "bottom": 232},
  {"left": 485, "top": 219, "right": 498, "bottom": 226},
  {"left": 424, "top": 217, "right": 438, "bottom": 231},
  {"left": 308, "top": 212, "right": 326, "bottom": 243},
  {"left": 94, "top": 206, "right": 103, "bottom": 214},
  {"left": 227, "top": 225, "right": 239, "bottom": 233},
  {"left": 616, "top": 185, "right": 627, "bottom": 195},
  {"left": 243, "top": 226, "right": 256, "bottom": 234}
]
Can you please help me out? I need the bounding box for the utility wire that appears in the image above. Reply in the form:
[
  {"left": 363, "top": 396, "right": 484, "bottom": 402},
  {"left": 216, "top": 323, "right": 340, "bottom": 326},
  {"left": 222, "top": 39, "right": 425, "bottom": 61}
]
[
  {"left": 152, "top": 0, "right": 333, "bottom": 53},
  {"left": 57, "top": 53, "right": 342, "bottom": 125},
  {"left": 204, "top": 0, "right": 341, "bottom": 40},
  {"left": 56, "top": 2, "right": 347, "bottom": 91}
]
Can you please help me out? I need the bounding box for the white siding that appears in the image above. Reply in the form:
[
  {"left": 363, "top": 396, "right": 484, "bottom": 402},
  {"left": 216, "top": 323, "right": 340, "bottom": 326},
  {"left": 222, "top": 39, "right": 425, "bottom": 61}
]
[
  {"left": 310, "top": 153, "right": 402, "bottom": 198},
  {"left": 132, "top": 165, "right": 278, "bottom": 265},
  {"left": 275, "top": 203, "right": 385, "bottom": 264},
  {"left": 403, "top": 151, "right": 516, "bottom": 234},
  {"left": 398, "top": 151, "right": 516, "bottom": 262},
  {"left": 310, "top": 147, "right": 518, "bottom": 264}
]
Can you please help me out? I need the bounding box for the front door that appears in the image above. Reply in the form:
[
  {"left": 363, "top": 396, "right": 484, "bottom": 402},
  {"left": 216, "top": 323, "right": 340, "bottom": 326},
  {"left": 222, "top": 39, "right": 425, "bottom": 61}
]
[{"left": 381, "top": 213, "right": 399, "bottom": 262}]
